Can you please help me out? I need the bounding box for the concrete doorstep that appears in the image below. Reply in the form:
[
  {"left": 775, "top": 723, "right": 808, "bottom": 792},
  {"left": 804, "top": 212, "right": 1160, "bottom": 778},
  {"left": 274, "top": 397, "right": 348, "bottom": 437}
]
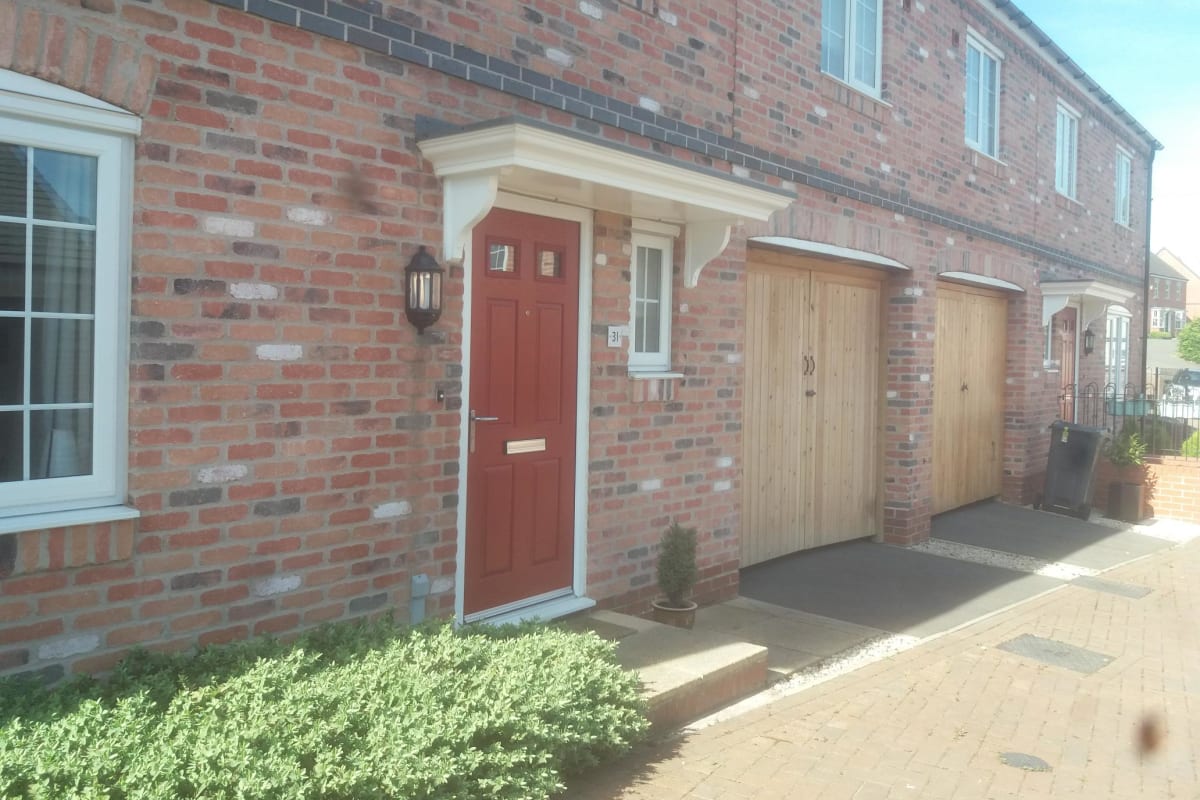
[
  {"left": 575, "top": 600, "right": 886, "bottom": 731},
  {"left": 576, "top": 610, "right": 769, "bottom": 731}
]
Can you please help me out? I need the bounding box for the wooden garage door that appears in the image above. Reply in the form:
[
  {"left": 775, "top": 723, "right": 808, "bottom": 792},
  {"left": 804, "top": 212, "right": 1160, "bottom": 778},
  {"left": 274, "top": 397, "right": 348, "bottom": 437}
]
[
  {"left": 742, "top": 255, "right": 883, "bottom": 567},
  {"left": 933, "top": 283, "right": 1008, "bottom": 514}
]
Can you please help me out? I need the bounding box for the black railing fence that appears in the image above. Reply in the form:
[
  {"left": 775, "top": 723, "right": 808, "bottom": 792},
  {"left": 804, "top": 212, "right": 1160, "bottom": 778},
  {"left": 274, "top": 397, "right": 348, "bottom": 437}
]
[{"left": 1059, "top": 368, "right": 1200, "bottom": 459}]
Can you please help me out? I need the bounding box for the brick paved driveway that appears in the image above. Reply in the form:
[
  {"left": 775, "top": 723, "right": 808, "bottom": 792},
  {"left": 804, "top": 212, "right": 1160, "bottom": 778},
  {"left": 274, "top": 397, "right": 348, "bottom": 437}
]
[{"left": 570, "top": 539, "right": 1200, "bottom": 798}]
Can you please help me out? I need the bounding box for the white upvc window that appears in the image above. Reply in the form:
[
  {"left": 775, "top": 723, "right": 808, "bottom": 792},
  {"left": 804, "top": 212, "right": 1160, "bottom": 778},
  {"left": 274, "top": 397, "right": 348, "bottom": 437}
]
[
  {"left": 1151, "top": 308, "right": 1163, "bottom": 330},
  {"left": 1114, "top": 148, "right": 1132, "bottom": 226},
  {"left": 0, "top": 70, "right": 137, "bottom": 523},
  {"left": 1105, "top": 309, "right": 1130, "bottom": 390},
  {"left": 964, "top": 33, "right": 1001, "bottom": 158},
  {"left": 1055, "top": 101, "right": 1079, "bottom": 199},
  {"left": 820, "top": 0, "right": 882, "bottom": 94},
  {"left": 628, "top": 226, "right": 675, "bottom": 373}
]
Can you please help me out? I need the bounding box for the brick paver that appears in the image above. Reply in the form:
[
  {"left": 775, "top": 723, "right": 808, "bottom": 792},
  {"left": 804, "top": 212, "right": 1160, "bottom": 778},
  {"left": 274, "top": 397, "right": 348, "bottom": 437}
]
[{"left": 572, "top": 540, "right": 1200, "bottom": 798}]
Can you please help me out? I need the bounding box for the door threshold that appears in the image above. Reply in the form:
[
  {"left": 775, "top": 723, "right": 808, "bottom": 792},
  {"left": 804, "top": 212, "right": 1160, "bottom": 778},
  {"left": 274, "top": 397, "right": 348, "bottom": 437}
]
[{"left": 464, "top": 593, "right": 596, "bottom": 627}]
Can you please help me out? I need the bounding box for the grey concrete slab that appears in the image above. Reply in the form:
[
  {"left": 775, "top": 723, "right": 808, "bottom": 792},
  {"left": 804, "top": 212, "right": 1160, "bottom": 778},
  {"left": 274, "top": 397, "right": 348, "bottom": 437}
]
[
  {"left": 933, "top": 501, "right": 1172, "bottom": 570},
  {"left": 1069, "top": 576, "right": 1153, "bottom": 598},
  {"left": 740, "top": 539, "right": 1061, "bottom": 638},
  {"left": 996, "top": 633, "right": 1114, "bottom": 674}
]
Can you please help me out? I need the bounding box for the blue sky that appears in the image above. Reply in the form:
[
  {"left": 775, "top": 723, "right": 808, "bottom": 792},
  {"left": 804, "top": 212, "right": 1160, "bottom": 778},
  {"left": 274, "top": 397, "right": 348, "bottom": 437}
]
[{"left": 1013, "top": 0, "right": 1200, "bottom": 271}]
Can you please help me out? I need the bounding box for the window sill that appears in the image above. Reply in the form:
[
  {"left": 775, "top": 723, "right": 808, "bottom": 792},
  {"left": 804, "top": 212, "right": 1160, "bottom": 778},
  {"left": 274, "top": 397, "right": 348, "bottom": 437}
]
[
  {"left": 1053, "top": 192, "right": 1083, "bottom": 214},
  {"left": 627, "top": 371, "right": 684, "bottom": 402},
  {"left": 816, "top": 73, "right": 890, "bottom": 122},
  {"left": 628, "top": 371, "right": 685, "bottom": 380},
  {"left": 965, "top": 148, "right": 1008, "bottom": 180},
  {"left": 0, "top": 505, "right": 140, "bottom": 536}
]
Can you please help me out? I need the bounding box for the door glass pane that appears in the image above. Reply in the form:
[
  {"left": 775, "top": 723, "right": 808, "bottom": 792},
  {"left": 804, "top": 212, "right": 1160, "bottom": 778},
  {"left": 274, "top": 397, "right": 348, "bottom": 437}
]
[
  {"left": 538, "top": 249, "right": 561, "bottom": 278},
  {"left": 32, "top": 149, "right": 97, "bottom": 225},
  {"left": 0, "top": 145, "right": 27, "bottom": 218},
  {"left": 30, "top": 408, "right": 92, "bottom": 479},
  {"left": 488, "top": 243, "right": 515, "bottom": 273},
  {"left": 0, "top": 411, "right": 21, "bottom": 482},
  {"left": 32, "top": 227, "right": 95, "bottom": 314},
  {"left": 30, "top": 319, "right": 93, "bottom": 404},
  {"left": 0, "top": 317, "right": 23, "bottom": 405},
  {"left": 0, "top": 221, "right": 25, "bottom": 312}
]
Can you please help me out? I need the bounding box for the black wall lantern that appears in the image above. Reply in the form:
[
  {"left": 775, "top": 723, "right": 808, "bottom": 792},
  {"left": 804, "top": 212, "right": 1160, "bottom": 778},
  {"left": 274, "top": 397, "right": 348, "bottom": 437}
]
[
  {"left": 404, "top": 246, "right": 443, "bottom": 334},
  {"left": 1083, "top": 326, "right": 1095, "bottom": 356}
]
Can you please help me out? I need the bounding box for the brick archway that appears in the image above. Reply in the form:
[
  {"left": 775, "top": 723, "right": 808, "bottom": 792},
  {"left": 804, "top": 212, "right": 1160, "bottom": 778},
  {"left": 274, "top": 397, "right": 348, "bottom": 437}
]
[{"left": 1, "top": 1, "right": 160, "bottom": 117}]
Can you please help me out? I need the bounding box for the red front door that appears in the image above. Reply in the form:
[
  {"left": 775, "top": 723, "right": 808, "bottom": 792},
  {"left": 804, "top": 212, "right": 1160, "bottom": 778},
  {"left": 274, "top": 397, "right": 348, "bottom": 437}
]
[{"left": 465, "top": 207, "right": 580, "bottom": 615}]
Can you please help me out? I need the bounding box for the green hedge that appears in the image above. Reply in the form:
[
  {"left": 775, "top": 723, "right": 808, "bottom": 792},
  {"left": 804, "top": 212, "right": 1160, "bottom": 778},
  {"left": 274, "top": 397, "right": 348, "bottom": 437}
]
[{"left": 0, "top": 619, "right": 647, "bottom": 799}]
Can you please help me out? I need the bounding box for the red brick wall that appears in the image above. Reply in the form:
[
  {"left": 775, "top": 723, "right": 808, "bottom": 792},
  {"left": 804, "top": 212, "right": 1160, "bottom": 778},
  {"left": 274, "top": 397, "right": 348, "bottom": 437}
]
[
  {"left": 0, "top": 0, "right": 1154, "bottom": 680},
  {"left": 1094, "top": 458, "right": 1200, "bottom": 524}
]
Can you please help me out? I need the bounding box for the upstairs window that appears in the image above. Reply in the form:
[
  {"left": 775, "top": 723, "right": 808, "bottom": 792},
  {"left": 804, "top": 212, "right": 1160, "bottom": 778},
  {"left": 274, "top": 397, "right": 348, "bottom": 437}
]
[
  {"left": 0, "top": 70, "right": 137, "bottom": 524},
  {"left": 821, "top": 0, "right": 881, "bottom": 94},
  {"left": 1114, "top": 148, "right": 1132, "bottom": 226},
  {"left": 964, "top": 34, "right": 1000, "bottom": 158},
  {"left": 628, "top": 228, "right": 675, "bottom": 373},
  {"left": 1055, "top": 101, "right": 1079, "bottom": 199}
]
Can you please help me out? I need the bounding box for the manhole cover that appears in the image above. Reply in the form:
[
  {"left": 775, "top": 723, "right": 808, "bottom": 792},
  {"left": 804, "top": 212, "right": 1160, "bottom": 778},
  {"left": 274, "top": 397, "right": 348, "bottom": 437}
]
[
  {"left": 999, "top": 752, "right": 1052, "bottom": 772},
  {"left": 1070, "top": 576, "right": 1152, "bottom": 599},
  {"left": 997, "top": 634, "right": 1113, "bottom": 674}
]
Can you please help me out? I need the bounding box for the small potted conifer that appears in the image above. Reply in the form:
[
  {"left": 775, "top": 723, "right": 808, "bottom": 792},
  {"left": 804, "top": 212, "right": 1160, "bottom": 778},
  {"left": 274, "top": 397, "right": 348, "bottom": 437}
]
[{"left": 651, "top": 521, "right": 699, "bottom": 629}]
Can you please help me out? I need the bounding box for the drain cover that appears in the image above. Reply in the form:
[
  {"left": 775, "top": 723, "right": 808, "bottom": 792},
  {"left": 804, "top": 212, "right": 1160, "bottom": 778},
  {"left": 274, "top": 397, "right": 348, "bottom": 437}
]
[
  {"left": 1000, "top": 752, "right": 1052, "bottom": 772},
  {"left": 1070, "top": 576, "right": 1152, "bottom": 599},
  {"left": 997, "top": 634, "right": 1113, "bottom": 674}
]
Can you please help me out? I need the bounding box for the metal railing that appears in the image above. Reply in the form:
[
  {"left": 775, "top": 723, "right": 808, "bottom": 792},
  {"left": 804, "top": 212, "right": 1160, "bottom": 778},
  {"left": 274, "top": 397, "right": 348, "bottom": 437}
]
[{"left": 1059, "top": 369, "right": 1200, "bottom": 459}]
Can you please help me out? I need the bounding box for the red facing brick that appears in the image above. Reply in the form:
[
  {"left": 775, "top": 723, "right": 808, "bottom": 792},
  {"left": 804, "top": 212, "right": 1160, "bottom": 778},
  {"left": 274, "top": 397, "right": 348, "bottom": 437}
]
[
  {"left": 107, "top": 580, "right": 166, "bottom": 603},
  {"left": 107, "top": 621, "right": 165, "bottom": 647},
  {"left": 0, "top": 618, "right": 63, "bottom": 645},
  {"left": 171, "top": 609, "right": 223, "bottom": 633},
  {"left": 71, "top": 650, "right": 126, "bottom": 676},
  {"left": 199, "top": 625, "right": 248, "bottom": 647},
  {"left": 0, "top": 601, "right": 31, "bottom": 623},
  {"left": 76, "top": 606, "right": 135, "bottom": 630},
  {"left": 3, "top": 572, "right": 69, "bottom": 596},
  {"left": 139, "top": 596, "right": 195, "bottom": 618}
]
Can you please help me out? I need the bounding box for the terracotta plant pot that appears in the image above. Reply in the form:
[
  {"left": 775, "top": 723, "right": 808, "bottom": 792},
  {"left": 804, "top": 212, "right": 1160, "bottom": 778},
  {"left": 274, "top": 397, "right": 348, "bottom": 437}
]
[{"left": 651, "top": 599, "right": 698, "bottom": 629}]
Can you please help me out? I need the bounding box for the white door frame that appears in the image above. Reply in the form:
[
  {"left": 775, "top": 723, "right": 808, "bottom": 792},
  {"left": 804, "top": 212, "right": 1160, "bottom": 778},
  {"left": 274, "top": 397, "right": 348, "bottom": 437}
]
[{"left": 454, "top": 191, "right": 595, "bottom": 624}]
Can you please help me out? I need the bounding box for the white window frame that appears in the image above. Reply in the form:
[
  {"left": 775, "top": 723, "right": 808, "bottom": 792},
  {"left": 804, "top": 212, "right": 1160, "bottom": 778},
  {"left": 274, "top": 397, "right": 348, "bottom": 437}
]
[
  {"left": 964, "top": 32, "right": 1002, "bottom": 159},
  {"left": 1055, "top": 100, "right": 1079, "bottom": 199},
  {"left": 0, "top": 71, "right": 137, "bottom": 525},
  {"left": 1114, "top": 147, "right": 1132, "bottom": 226},
  {"left": 820, "top": 0, "right": 883, "bottom": 95},
  {"left": 1105, "top": 308, "right": 1130, "bottom": 390},
  {"left": 628, "top": 223, "right": 677, "bottom": 374}
]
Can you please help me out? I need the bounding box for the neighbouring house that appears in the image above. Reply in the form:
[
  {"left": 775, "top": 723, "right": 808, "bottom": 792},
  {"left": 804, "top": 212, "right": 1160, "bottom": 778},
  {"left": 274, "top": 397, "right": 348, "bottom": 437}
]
[
  {"left": 1148, "top": 252, "right": 1188, "bottom": 336},
  {"left": 1157, "top": 248, "right": 1199, "bottom": 325},
  {"left": 0, "top": 0, "right": 1157, "bottom": 682}
]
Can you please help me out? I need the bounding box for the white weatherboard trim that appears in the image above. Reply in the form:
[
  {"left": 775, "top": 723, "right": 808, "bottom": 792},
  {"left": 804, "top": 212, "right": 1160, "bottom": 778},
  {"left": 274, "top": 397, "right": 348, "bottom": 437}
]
[
  {"left": 453, "top": 192, "right": 595, "bottom": 625},
  {"left": 938, "top": 271, "right": 1024, "bottom": 293},
  {"left": 749, "top": 236, "right": 911, "bottom": 271},
  {"left": 1040, "top": 279, "right": 1136, "bottom": 326},
  {"left": 419, "top": 122, "right": 792, "bottom": 286}
]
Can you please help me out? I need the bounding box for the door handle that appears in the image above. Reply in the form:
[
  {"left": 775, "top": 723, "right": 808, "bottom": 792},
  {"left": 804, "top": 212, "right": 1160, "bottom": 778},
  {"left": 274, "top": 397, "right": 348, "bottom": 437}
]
[
  {"left": 805, "top": 389, "right": 816, "bottom": 397},
  {"left": 469, "top": 410, "right": 499, "bottom": 453}
]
